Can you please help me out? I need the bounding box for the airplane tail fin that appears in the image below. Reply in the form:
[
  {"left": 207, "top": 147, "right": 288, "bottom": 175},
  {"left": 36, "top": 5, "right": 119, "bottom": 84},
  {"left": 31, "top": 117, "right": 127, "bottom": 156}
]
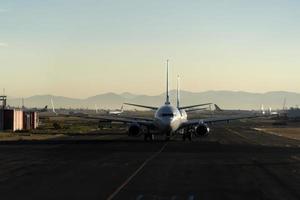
[
  {"left": 120, "top": 105, "right": 124, "bottom": 112},
  {"left": 214, "top": 104, "right": 223, "bottom": 112},
  {"left": 51, "top": 98, "right": 57, "bottom": 115},
  {"left": 283, "top": 97, "right": 287, "bottom": 111},
  {"left": 165, "top": 60, "right": 170, "bottom": 105},
  {"left": 95, "top": 104, "right": 98, "bottom": 113},
  {"left": 176, "top": 75, "right": 180, "bottom": 108},
  {"left": 261, "top": 104, "right": 265, "bottom": 115}
]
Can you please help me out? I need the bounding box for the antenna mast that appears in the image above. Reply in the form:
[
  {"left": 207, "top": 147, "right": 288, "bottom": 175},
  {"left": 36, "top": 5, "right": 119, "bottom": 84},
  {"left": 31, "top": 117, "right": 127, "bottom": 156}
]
[
  {"left": 166, "top": 60, "right": 170, "bottom": 104},
  {"left": 1, "top": 88, "right": 7, "bottom": 109},
  {"left": 177, "top": 75, "right": 180, "bottom": 108}
]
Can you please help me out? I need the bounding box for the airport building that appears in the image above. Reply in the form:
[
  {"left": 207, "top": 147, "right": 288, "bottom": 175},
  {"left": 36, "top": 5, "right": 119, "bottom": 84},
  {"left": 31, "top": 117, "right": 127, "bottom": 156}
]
[{"left": 0, "top": 95, "right": 39, "bottom": 132}]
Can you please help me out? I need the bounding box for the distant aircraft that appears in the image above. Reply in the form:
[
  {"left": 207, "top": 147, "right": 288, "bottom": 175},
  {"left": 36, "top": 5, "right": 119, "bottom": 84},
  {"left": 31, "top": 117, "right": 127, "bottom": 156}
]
[
  {"left": 38, "top": 105, "right": 48, "bottom": 112},
  {"left": 21, "top": 98, "right": 48, "bottom": 112},
  {"left": 22, "top": 105, "right": 48, "bottom": 113},
  {"left": 261, "top": 104, "right": 278, "bottom": 116},
  {"left": 97, "top": 60, "right": 263, "bottom": 141},
  {"left": 95, "top": 104, "right": 99, "bottom": 114},
  {"left": 107, "top": 105, "right": 124, "bottom": 115},
  {"left": 51, "top": 98, "right": 58, "bottom": 115}
]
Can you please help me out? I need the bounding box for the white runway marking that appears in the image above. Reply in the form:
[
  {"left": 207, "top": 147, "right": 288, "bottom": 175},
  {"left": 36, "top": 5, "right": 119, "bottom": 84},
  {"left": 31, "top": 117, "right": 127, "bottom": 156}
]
[
  {"left": 106, "top": 143, "right": 168, "bottom": 200},
  {"left": 291, "top": 156, "right": 300, "bottom": 161}
]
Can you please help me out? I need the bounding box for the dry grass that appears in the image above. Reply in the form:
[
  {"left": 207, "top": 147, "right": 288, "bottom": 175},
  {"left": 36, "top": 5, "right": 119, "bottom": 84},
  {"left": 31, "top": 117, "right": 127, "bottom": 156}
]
[{"left": 0, "top": 132, "right": 65, "bottom": 141}]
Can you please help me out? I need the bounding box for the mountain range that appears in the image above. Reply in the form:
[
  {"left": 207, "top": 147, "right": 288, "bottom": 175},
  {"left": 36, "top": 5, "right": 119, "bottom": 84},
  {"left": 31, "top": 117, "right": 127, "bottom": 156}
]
[{"left": 6, "top": 90, "right": 300, "bottom": 110}]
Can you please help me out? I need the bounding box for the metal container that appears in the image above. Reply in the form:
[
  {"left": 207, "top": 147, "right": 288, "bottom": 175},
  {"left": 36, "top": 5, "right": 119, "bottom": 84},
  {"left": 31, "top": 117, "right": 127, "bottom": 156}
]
[
  {"left": 23, "top": 112, "right": 31, "bottom": 130},
  {"left": 23, "top": 111, "right": 39, "bottom": 130},
  {"left": 4, "top": 109, "right": 24, "bottom": 132}
]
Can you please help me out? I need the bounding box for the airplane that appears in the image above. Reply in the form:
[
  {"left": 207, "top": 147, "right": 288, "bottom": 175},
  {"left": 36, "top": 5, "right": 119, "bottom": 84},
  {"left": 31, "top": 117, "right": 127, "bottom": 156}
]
[
  {"left": 20, "top": 97, "right": 48, "bottom": 112},
  {"left": 22, "top": 105, "right": 48, "bottom": 113},
  {"left": 107, "top": 105, "right": 124, "bottom": 115},
  {"left": 96, "top": 60, "right": 263, "bottom": 141},
  {"left": 261, "top": 104, "right": 278, "bottom": 116}
]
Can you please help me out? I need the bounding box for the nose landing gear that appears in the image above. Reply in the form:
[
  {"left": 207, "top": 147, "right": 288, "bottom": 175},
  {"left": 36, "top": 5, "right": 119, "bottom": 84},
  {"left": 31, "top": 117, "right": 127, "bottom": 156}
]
[{"left": 165, "top": 131, "right": 171, "bottom": 141}]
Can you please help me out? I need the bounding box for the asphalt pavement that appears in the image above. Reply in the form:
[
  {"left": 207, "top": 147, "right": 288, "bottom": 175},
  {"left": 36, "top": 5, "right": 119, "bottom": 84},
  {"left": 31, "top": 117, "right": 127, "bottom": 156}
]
[{"left": 0, "top": 124, "right": 299, "bottom": 200}]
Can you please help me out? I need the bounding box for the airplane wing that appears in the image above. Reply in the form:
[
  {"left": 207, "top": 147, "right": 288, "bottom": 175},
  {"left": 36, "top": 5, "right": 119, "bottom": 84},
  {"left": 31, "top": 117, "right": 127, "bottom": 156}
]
[
  {"left": 179, "top": 103, "right": 213, "bottom": 110},
  {"left": 87, "top": 115, "right": 155, "bottom": 128},
  {"left": 118, "top": 116, "right": 153, "bottom": 121},
  {"left": 124, "top": 103, "right": 158, "bottom": 110},
  {"left": 179, "top": 114, "right": 260, "bottom": 129}
]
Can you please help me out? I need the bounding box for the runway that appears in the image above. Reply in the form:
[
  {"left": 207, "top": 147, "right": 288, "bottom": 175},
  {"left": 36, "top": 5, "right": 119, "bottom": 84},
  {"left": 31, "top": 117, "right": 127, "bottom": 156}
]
[{"left": 0, "top": 124, "right": 300, "bottom": 200}]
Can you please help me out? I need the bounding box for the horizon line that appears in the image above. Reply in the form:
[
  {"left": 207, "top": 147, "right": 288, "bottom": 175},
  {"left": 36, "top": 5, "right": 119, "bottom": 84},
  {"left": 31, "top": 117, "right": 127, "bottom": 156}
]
[{"left": 6, "top": 90, "right": 300, "bottom": 99}]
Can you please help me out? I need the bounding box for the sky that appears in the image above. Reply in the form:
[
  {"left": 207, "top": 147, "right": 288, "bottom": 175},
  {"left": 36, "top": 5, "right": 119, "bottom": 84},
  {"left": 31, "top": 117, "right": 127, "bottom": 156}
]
[{"left": 0, "top": 0, "right": 300, "bottom": 98}]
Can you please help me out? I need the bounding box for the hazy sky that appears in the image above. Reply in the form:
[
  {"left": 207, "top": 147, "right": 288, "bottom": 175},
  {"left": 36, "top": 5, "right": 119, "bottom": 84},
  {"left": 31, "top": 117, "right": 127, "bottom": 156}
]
[{"left": 1, "top": 0, "right": 300, "bottom": 98}]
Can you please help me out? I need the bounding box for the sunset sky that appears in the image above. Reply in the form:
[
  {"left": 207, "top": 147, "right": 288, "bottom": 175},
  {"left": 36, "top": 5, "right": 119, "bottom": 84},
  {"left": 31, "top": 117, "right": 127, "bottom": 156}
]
[{"left": 1, "top": 0, "right": 300, "bottom": 98}]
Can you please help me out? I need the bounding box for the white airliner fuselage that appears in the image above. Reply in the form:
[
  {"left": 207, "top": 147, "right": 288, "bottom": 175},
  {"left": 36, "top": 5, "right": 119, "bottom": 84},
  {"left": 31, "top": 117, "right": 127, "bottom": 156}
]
[{"left": 154, "top": 104, "right": 187, "bottom": 134}]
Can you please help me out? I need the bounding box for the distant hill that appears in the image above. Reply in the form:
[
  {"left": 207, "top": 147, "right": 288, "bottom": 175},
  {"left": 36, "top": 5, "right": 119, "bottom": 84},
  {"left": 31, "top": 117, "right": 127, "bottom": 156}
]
[{"left": 6, "top": 90, "right": 300, "bottom": 110}]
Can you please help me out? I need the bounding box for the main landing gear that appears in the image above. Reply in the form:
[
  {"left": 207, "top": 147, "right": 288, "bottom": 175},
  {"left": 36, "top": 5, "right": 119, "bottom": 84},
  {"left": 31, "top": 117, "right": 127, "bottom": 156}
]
[
  {"left": 182, "top": 129, "right": 192, "bottom": 141},
  {"left": 144, "top": 133, "right": 154, "bottom": 141},
  {"left": 144, "top": 128, "right": 154, "bottom": 141}
]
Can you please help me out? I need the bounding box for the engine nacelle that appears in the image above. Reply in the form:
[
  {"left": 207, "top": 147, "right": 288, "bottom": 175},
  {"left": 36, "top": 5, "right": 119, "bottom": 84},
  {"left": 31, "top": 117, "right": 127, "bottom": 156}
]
[
  {"left": 128, "top": 123, "right": 142, "bottom": 137},
  {"left": 195, "top": 124, "right": 210, "bottom": 136}
]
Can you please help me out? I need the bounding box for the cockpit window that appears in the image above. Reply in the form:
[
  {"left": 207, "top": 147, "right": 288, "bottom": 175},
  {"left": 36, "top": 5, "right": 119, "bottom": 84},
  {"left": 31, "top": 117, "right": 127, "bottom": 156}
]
[{"left": 161, "top": 113, "right": 174, "bottom": 117}]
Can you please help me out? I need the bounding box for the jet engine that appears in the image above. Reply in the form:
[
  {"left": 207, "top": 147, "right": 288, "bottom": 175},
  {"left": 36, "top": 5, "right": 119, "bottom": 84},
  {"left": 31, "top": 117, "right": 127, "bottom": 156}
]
[
  {"left": 195, "top": 124, "right": 210, "bottom": 136},
  {"left": 128, "top": 123, "right": 142, "bottom": 137}
]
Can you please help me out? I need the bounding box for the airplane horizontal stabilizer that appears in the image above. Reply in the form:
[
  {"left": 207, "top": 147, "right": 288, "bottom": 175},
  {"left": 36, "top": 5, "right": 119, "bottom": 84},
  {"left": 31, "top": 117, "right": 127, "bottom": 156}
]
[
  {"left": 124, "top": 103, "right": 158, "bottom": 110},
  {"left": 179, "top": 103, "right": 213, "bottom": 110}
]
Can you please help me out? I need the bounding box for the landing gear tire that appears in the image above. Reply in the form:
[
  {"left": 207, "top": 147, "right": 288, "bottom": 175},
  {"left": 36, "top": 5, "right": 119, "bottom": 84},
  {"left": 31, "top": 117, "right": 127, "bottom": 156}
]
[
  {"left": 182, "top": 132, "right": 192, "bottom": 141},
  {"left": 144, "top": 128, "right": 153, "bottom": 142},
  {"left": 144, "top": 133, "right": 154, "bottom": 142}
]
